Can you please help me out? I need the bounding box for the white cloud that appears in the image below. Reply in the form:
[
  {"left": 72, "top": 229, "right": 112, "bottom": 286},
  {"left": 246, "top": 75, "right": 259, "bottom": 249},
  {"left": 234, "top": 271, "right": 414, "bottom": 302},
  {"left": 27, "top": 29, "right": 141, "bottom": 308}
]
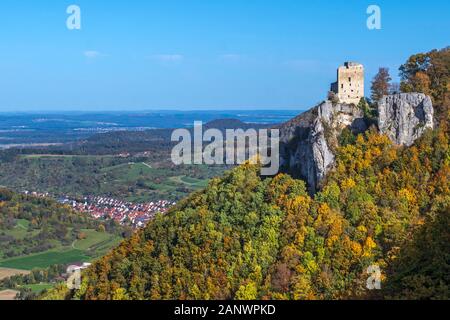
[
  {"left": 149, "top": 54, "right": 184, "bottom": 63},
  {"left": 83, "top": 51, "right": 106, "bottom": 59}
]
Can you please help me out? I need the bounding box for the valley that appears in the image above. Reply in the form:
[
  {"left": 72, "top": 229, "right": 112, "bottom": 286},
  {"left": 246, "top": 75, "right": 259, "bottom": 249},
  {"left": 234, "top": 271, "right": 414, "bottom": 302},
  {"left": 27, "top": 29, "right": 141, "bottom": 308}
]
[
  {"left": 0, "top": 116, "right": 270, "bottom": 298},
  {"left": 0, "top": 154, "right": 224, "bottom": 203}
]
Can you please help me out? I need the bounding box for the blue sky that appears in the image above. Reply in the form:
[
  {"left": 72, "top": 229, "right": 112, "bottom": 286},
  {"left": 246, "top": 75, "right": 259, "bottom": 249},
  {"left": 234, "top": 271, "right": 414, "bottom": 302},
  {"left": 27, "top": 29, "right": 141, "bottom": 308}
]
[{"left": 0, "top": 0, "right": 448, "bottom": 111}]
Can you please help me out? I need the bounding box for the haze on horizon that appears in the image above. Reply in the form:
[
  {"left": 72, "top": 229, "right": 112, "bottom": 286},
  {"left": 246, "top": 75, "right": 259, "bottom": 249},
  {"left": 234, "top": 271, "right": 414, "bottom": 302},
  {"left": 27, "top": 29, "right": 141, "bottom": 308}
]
[{"left": 0, "top": 0, "right": 448, "bottom": 112}]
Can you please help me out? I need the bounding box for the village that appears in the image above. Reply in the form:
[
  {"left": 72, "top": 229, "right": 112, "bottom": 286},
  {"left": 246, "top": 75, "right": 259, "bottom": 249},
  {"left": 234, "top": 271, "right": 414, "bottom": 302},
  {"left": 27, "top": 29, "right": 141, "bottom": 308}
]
[{"left": 23, "top": 191, "right": 175, "bottom": 229}]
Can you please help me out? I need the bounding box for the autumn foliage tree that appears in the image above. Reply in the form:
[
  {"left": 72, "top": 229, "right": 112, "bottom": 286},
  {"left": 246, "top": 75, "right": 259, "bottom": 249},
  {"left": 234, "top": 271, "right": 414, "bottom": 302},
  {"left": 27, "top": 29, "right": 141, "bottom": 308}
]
[
  {"left": 400, "top": 47, "right": 450, "bottom": 122},
  {"left": 371, "top": 68, "right": 392, "bottom": 102}
]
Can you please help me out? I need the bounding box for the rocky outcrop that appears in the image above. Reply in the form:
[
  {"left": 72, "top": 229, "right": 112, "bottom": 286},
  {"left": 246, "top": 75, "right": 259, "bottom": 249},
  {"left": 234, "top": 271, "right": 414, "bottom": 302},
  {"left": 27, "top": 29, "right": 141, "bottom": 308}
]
[
  {"left": 378, "top": 93, "right": 434, "bottom": 146},
  {"left": 278, "top": 93, "right": 434, "bottom": 193},
  {"left": 279, "top": 101, "right": 366, "bottom": 192}
]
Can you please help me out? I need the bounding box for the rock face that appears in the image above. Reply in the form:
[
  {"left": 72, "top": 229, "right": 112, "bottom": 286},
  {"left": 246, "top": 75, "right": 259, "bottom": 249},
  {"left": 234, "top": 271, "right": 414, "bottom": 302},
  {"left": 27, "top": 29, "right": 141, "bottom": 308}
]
[
  {"left": 278, "top": 93, "right": 434, "bottom": 193},
  {"left": 279, "top": 100, "right": 366, "bottom": 192},
  {"left": 378, "top": 93, "right": 434, "bottom": 146}
]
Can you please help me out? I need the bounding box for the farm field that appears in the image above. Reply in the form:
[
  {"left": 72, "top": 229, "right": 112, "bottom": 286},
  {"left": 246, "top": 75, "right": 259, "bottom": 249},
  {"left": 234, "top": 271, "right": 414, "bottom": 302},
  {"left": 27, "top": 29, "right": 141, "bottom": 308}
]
[
  {"left": 20, "top": 283, "right": 54, "bottom": 293},
  {"left": 0, "top": 249, "right": 91, "bottom": 270},
  {"left": 72, "top": 229, "right": 123, "bottom": 253},
  {"left": 0, "top": 267, "right": 30, "bottom": 280},
  {"left": 170, "top": 175, "right": 209, "bottom": 189},
  {"left": 0, "top": 225, "right": 122, "bottom": 270},
  {"left": 20, "top": 154, "right": 117, "bottom": 160},
  {"left": 0, "top": 289, "right": 19, "bottom": 300}
]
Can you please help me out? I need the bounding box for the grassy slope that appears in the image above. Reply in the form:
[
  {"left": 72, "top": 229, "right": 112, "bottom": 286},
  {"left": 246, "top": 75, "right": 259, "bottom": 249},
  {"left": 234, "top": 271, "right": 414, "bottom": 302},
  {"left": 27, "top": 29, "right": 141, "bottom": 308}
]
[{"left": 0, "top": 228, "right": 121, "bottom": 270}]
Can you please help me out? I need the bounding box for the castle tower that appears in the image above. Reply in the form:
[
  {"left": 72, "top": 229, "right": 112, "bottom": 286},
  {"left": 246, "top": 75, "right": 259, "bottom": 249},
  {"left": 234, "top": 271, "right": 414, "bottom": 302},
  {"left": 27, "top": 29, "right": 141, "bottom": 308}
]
[{"left": 330, "top": 62, "right": 364, "bottom": 105}]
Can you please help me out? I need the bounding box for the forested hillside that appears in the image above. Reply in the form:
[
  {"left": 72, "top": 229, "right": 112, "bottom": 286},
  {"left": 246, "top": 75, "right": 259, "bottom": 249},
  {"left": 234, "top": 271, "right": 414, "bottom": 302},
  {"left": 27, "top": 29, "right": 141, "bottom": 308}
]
[
  {"left": 41, "top": 47, "right": 450, "bottom": 300},
  {"left": 44, "top": 123, "right": 449, "bottom": 300}
]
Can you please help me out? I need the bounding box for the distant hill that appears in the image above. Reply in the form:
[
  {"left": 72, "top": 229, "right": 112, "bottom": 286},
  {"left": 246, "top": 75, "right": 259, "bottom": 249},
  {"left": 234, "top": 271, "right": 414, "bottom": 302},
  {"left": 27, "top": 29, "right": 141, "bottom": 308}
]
[
  {"left": 204, "top": 118, "right": 271, "bottom": 130},
  {"left": 0, "top": 118, "right": 273, "bottom": 158},
  {"left": 70, "top": 118, "right": 271, "bottom": 155},
  {"left": 0, "top": 118, "right": 258, "bottom": 203}
]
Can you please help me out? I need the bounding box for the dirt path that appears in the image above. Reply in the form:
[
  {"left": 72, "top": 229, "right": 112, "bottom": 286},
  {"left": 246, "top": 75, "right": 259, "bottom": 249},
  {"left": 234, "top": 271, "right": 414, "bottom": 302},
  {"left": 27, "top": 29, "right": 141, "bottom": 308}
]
[{"left": 142, "top": 162, "right": 153, "bottom": 169}]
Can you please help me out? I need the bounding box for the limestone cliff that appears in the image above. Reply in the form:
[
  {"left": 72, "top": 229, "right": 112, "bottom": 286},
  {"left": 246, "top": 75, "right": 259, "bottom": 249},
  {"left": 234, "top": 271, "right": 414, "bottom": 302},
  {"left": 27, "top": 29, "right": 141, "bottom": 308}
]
[
  {"left": 279, "top": 93, "right": 434, "bottom": 193},
  {"left": 378, "top": 93, "right": 434, "bottom": 146},
  {"left": 279, "top": 101, "right": 366, "bottom": 192}
]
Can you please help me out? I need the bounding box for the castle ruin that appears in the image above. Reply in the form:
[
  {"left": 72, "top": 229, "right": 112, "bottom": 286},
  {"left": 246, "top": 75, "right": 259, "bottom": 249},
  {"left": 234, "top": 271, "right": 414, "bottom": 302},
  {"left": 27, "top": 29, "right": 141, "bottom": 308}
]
[{"left": 330, "top": 62, "right": 364, "bottom": 105}]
